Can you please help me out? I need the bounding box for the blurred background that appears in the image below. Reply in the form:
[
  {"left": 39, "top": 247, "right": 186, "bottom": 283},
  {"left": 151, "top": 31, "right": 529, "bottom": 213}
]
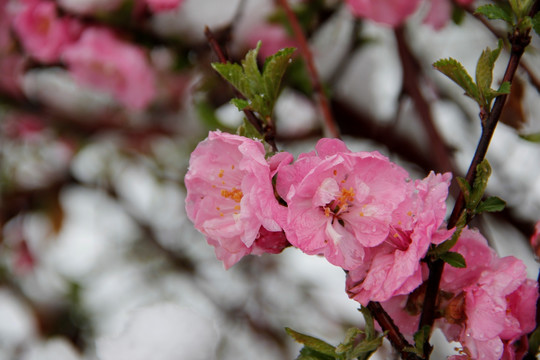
[{"left": 1, "top": 0, "right": 539, "bottom": 359}]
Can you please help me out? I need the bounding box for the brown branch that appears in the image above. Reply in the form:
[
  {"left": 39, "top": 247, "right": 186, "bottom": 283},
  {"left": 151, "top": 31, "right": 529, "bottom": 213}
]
[
  {"left": 418, "top": 26, "right": 532, "bottom": 352},
  {"left": 275, "top": 0, "right": 340, "bottom": 139},
  {"left": 367, "top": 302, "right": 423, "bottom": 360},
  {"left": 204, "top": 26, "right": 278, "bottom": 152}
]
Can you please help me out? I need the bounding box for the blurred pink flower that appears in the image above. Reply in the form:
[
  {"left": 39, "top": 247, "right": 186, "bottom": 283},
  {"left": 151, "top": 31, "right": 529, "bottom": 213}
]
[
  {"left": 424, "top": 0, "right": 475, "bottom": 29},
  {"left": 62, "top": 27, "right": 156, "bottom": 110},
  {"left": 345, "top": 0, "right": 422, "bottom": 27},
  {"left": 277, "top": 138, "right": 412, "bottom": 270},
  {"left": 185, "top": 131, "right": 292, "bottom": 268},
  {"left": 12, "top": 0, "right": 81, "bottom": 63},
  {"left": 145, "top": 0, "right": 184, "bottom": 12},
  {"left": 346, "top": 172, "right": 453, "bottom": 304},
  {"left": 245, "top": 24, "right": 298, "bottom": 59}
]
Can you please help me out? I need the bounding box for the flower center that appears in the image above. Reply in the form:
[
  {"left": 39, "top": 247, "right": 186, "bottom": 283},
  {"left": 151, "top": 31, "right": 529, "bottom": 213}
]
[{"left": 324, "top": 187, "right": 355, "bottom": 220}]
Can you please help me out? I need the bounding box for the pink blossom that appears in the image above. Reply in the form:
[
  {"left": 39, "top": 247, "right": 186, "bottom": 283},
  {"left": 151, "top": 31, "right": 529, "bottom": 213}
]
[
  {"left": 185, "top": 131, "right": 292, "bottom": 269},
  {"left": 277, "top": 138, "right": 412, "bottom": 270},
  {"left": 12, "top": 1, "right": 81, "bottom": 63},
  {"left": 245, "top": 24, "right": 298, "bottom": 59},
  {"left": 424, "top": 0, "right": 475, "bottom": 29},
  {"left": 145, "top": 0, "right": 184, "bottom": 12},
  {"left": 62, "top": 27, "right": 156, "bottom": 110},
  {"left": 440, "top": 255, "right": 538, "bottom": 360},
  {"left": 346, "top": 172, "right": 453, "bottom": 304},
  {"left": 345, "top": 0, "right": 422, "bottom": 27},
  {"left": 440, "top": 227, "right": 496, "bottom": 293}
]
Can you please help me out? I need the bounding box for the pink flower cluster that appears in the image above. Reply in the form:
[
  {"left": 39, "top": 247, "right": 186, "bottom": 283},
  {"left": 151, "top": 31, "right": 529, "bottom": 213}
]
[
  {"left": 8, "top": 0, "right": 160, "bottom": 109},
  {"left": 185, "top": 131, "right": 538, "bottom": 359},
  {"left": 345, "top": 0, "right": 475, "bottom": 29},
  {"left": 382, "top": 228, "right": 538, "bottom": 359},
  {"left": 186, "top": 132, "right": 452, "bottom": 303}
]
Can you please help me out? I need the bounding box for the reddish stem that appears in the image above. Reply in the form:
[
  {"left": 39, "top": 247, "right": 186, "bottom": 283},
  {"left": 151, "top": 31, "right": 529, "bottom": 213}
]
[{"left": 275, "top": 0, "right": 340, "bottom": 139}]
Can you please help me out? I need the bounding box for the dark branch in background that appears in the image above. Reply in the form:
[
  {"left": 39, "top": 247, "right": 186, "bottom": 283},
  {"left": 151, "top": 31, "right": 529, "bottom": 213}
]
[
  {"left": 275, "top": 0, "right": 341, "bottom": 139},
  {"left": 418, "top": 24, "right": 533, "bottom": 355},
  {"left": 204, "top": 26, "right": 278, "bottom": 152},
  {"left": 394, "top": 26, "right": 456, "bottom": 175}
]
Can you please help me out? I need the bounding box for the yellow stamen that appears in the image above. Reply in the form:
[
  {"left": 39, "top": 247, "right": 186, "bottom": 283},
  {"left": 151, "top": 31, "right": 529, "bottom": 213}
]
[
  {"left": 218, "top": 169, "right": 224, "bottom": 178},
  {"left": 221, "top": 188, "right": 243, "bottom": 203}
]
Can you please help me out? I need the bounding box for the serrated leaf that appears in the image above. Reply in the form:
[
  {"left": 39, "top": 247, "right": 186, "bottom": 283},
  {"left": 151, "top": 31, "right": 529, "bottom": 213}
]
[
  {"left": 433, "top": 58, "right": 480, "bottom": 103},
  {"left": 532, "top": 12, "right": 540, "bottom": 35},
  {"left": 475, "top": 196, "right": 506, "bottom": 214},
  {"left": 452, "top": 5, "right": 466, "bottom": 25},
  {"left": 519, "top": 132, "right": 540, "bottom": 142},
  {"left": 476, "top": 40, "right": 504, "bottom": 107},
  {"left": 440, "top": 251, "right": 467, "bottom": 268},
  {"left": 286, "top": 328, "right": 337, "bottom": 357},
  {"left": 212, "top": 62, "right": 251, "bottom": 98},
  {"left": 262, "top": 48, "right": 296, "bottom": 114},
  {"left": 475, "top": 4, "right": 514, "bottom": 24}
]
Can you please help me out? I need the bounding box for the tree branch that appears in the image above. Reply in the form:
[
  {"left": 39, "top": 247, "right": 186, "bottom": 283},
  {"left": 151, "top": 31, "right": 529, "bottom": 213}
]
[
  {"left": 418, "top": 25, "right": 532, "bottom": 352},
  {"left": 275, "top": 0, "right": 340, "bottom": 139}
]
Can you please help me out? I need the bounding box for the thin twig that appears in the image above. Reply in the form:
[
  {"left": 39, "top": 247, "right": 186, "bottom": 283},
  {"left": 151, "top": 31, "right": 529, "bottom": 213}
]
[
  {"left": 394, "top": 26, "right": 455, "bottom": 175},
  {"left": 275, "top": 0, "right": 340, "bottom": 139},
  {"left": 418, "top": 26, "right": 532, "bottom": 352},
  {"left": 461, "top": 3, "right": 540, "bottom": 94},
  {"left": 367, "top": 302, "right": 423, "bottom": 360},
  {"left": 204, "top": 26, "right": 278, "bottom": 152}
]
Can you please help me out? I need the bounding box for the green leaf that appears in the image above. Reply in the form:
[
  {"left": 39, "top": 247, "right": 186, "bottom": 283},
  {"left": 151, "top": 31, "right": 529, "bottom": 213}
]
[
  {"left": 509, "top": 0, "right": 534, "bottom": 18},
  {"left": 519, "top": 132, "right": 540, "bottom": 142},
  {"left": 475, "top": 196, "right": 506, "bottom": 214},
  {"left": 430, "top": 226, "right": 464, "bottom": 257},
  {"left": 297, "top": 347, "right": 336, "bottom": 360},
  {"left": 456, "top": 177, "right": 471, "bottom": 205},
  {"left": 335, "top": 328, "right": 362, "bottom": 355},
  {"left": 237, "top": 117, "right": 263, "bottom": 140},
  {"left": 262, "top": 47, "right": 296, "bottom": 114},
  {"left": 349, "top": 335, "right": 385, "bottom": 359},
  {"left": 212, "top": 42, "right": 295, "bottom": 121},
  {"left": 475, "top": 4, "right": 514, "bottom": 24},
  {"left": 404, "top": 325, "right": 431, "bottom": 357},
  {"left": 533, "top": 12, "right": 540, "bottom": 35},
  {"left": 286, "top": 328, "right": 337, "bottom": 357},
  {"left": 440, "top": 251, "right": 467, "bottom": 268},
  {"left": 528, "top": 325, "right": 540, "bottom": 357},
  {"left": 433, "top": 58, "right": 480, "bottom": 103},
  {"left": 359, "top": 307, "right": 376, "bottom": 340},
  {"left": 451, "top": 5, "right": 466, "bottom": 25},
  {"left": 469, "top": 159, "right": 492, "bottom": 210},
  {"left": 230, "top": 98, "right": 251, "bottom": 112},
  {"left": 476, "top": 40, "right": 504, "bottom": 107}
]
